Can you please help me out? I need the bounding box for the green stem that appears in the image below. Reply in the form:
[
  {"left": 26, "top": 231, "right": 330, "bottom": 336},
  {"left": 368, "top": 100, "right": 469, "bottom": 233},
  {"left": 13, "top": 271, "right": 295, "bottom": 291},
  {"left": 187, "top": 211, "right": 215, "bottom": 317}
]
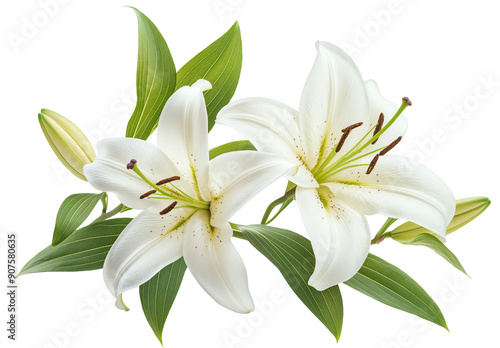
[
  {"left": 266, "top": 197, "right": 294, "bottom": 225},
  {"left": 261, "top": 187, "right": 296, "bottom": 224},
  {"left": 92, "top": 204, "right": 125, "bottom": 223},
  {"left": 371, "top": 217, "right": 397, "bottom": 245},
  {"left": 100, "top": 193, "right": 109, "bottom": 213}
]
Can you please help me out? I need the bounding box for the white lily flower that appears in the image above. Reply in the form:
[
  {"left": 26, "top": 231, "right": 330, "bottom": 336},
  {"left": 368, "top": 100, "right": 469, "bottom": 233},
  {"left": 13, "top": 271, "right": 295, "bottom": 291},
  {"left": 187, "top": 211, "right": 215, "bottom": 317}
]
[
  {"left": 217, "top": 42, "right": 456, "bottom": 290},
  {"left": 84, "top": 80, "right": 294, "bottom": 313}
]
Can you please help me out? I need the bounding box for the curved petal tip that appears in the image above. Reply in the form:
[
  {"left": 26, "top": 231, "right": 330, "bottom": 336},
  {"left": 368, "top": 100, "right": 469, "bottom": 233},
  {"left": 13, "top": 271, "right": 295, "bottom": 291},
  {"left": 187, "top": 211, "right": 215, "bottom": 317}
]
[
  {"left": 115, "top": 293, "right": 130, "bottom": 312},
  {"left": 193, "top": 79, "right": 212, "bottom": 92}
]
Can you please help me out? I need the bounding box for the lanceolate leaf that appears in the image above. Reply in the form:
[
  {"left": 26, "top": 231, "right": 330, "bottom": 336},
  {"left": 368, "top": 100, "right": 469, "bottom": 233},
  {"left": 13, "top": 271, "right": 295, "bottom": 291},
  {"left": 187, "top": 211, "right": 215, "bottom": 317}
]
[
  {"left": 344, "top": 254, "right": 448, "bottom": 330},
  {"left": 125, "top": 7, "right": 176, "bottom": 140},
  {"left": 19, "top": 218, "right": 131, "bottom": 276},
  {"left": 177, "top": 22, "right": 242, "bottom": 132},
  {"left": 209, "top": 140, "right": 256, "bottom": 160},
  {"left": 52, "top": 193, "right": 105, "bottom": 246},
  {"left": 398, "top": 233, "right": 467, "bottom": 275},
  {"left": 237, "top": 224, "right": 343, "bottom": 341},
  {"left": 139, "top": 258, "right": 187, "bottom": 345}
]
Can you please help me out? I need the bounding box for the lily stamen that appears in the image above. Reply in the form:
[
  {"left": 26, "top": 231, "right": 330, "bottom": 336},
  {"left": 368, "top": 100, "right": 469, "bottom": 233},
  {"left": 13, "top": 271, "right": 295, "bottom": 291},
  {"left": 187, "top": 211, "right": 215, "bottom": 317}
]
[
  {"left": 380, "top": 136, "right": 402, "bottom": 156},
  {"left": 366, "top": 154, "right": 380, "bottom": 174},
  {"left": 341, "top": 121, "right": 363, "bottom": 133},
  {"left": 156, "top": 176, "right": 181, "bottom": 185},
  {"left": 160, "top": 201, "right": 178, "bottom": 215},
  {"left": 127, "top": 159, "right": 210, "bottom": 210},
  {"left": 335, "top": 131, "right": 350, "bottom": 153},
  {"left": 317, "top": 97, "right": 411, "bottom": 180},
  {"left": 357, "top": 97, "right": 411, "bottom": 154},
  {"left": 372, "top": 113, "right": 384, "bottom": 144},
  {"left": 336, "top": 122, "right": 364, "bottom": 153},
  {"left": 140, "top": 190, "right": 157, "bottom": 199}
]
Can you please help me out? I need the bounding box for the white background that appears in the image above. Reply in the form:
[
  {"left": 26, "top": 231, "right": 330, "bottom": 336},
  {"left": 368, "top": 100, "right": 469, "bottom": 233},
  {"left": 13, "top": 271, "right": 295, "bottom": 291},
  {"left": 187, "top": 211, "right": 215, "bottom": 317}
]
[{"left": 1, "top": 0, "right": 499, "bottom": 347}]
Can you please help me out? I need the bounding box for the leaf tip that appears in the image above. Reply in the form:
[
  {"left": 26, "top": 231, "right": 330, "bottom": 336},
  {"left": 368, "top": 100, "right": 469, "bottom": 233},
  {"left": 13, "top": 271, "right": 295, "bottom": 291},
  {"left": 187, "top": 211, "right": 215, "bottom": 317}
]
[
  {"left": 438, "top": 315, "right": 449, "bottom": 332},
  {"left": 155, "top": 332, "right": 164, "bottom": 346},
  {"left": 443, "top": 322, "right": 450, "bottom": 332},
  {"left": 16, "top": 268, "right": 26, "bottom": 278}
]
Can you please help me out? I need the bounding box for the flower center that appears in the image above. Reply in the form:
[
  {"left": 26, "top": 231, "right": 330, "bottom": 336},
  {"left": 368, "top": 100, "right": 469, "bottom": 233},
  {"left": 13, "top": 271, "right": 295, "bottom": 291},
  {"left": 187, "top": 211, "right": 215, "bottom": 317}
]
[
  {"left": 127, "top": 160, "right": 210, "bottom": 214},
  {"left": 312, "top": 97, "right": 411, "bottom": 183}
]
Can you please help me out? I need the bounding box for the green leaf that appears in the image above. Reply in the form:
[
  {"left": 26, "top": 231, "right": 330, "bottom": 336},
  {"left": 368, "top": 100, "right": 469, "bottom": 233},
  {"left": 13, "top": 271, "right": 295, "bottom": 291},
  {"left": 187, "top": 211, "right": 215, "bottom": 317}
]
[
  {"left": 344, "top": 254, "right": 448, "bottom": 330},
  {"left": 176, "top": 22, "right": 242, "bottom": 132},
  {"left": 19, "top": 218, "right": 131, "bottom": 276},
  {"left": 237, "top": 224, "right": 343, "bottom": 341},
  {"left": 125, "top": 7, "right": 176, "bottom": 140},
  {"left": 398, "top": 233, "right": 467, "bottom": 275},
  {"left": 52, "top": 193, "right": 105, "bottom": 246},
  {"left": 209, "top": 140, "right": 256, "bottom": 160},
  {"left": 139, "top": 258, "right": 187, "bottom": 345}
]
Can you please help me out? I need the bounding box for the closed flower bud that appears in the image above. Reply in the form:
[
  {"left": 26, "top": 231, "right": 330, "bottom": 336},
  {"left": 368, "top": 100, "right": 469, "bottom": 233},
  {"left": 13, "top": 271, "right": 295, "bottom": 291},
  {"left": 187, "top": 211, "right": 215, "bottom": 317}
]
[
  {"left": 38, "top": 109, "right": 96, "bottom": 181},
  {"left": 390, "top": 197, "right": 491, "bottom": 242}
]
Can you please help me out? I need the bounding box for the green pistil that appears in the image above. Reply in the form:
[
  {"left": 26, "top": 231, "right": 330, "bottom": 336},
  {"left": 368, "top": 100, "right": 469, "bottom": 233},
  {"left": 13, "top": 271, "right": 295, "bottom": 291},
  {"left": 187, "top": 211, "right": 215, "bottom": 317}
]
[
  {"left": 350, "top": 98, "right": 410, "bottom": 156},
  {"left": 130, "top": 163, "right": 209, "bottom": 210},
  {"left": 314, "top": 98, "right": 410, "bottom": 183}
]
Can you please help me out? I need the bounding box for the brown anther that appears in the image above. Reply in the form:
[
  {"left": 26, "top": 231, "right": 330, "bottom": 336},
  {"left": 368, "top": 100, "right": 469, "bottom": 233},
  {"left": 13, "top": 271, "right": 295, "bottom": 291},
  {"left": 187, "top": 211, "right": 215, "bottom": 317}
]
[
  {"left": 380, "top": 136, "right": 402, "bottom": 156},
  {"left": 140, "top": 190, "right": 157, "bottom": 199},
  {"left": 372, "top": 113, "right": 385, "bottom": 144},
  {"left": 341, "top": 122, "right": 363, "bottom": 133},
  {"left": 156, "top": 176, "right": 181, "bottom": 186},
  {"left": 335, "top": 130, "right": 351, "bottom": 153},
  {"left": 160, "top": 201, "right": 178, "bottom": 215},
  {"left": 366, "top": 154, "right": 380, "bottom": 174}
]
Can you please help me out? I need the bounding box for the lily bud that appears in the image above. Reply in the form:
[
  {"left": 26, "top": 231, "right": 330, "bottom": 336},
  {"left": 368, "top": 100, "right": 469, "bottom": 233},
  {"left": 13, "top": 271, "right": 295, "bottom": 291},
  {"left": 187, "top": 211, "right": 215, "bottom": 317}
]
[
  {"left": 38, "top": 109, "right": 96, "bottom": 181},
  {"left": 390, "top": 197, "right": 490, "bottom": 242}
]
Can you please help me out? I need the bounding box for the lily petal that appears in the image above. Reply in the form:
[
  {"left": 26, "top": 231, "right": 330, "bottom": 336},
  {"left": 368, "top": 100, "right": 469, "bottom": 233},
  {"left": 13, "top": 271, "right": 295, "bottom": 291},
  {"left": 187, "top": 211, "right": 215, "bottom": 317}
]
[
  {"left": 183, "top": 210, "right": 254, "bottom": 313},
  {"left": 364, "top": 79, "right": 408, "bottom": 149},
  {"left": 217, "top": 97, "right": 317, "bottom": 188},
  {"left": 327, "top": 156, "right": 455, "bottom": 238},
  {"left": 298, "top": 41, "right": 369, "bottom": 168},
  {"left": 103, "top": 206, "right": 194, "bottom": 306},
  {"left": 157, "top": 79, "right": 212, "bottom": 201},
  {"left": 296, "top": 186, "right": 370, "bottom": 290},
  {"left": 84, "top": 138, "right": 187, "bottom": 210},
  {"left": 209, "top": 151, "right": 297, "bottom": 227}
]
